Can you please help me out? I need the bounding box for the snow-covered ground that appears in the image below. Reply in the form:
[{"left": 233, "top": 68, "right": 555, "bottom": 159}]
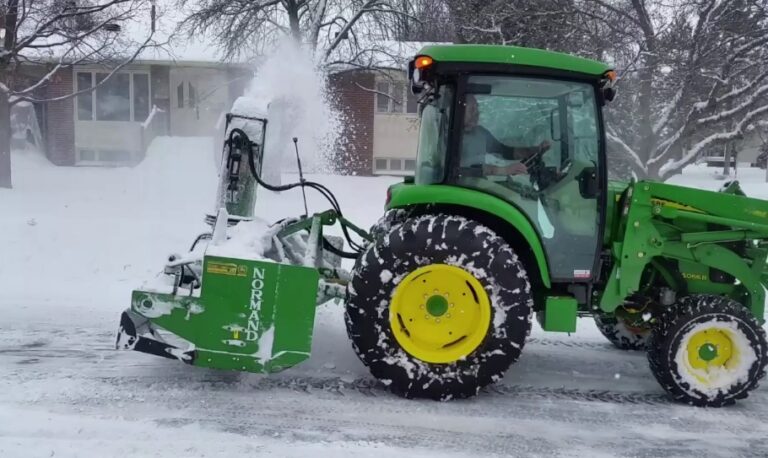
[{"left": 2, "top": 140, "right": 768, "bottom": 457}]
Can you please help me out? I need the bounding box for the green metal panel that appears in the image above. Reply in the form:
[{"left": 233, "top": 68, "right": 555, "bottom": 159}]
[
  {"left": 387, "top": 183, "right": 551, "bottom": 287},
  {"left": 538, "top": 296, "right": 578, "bottom": 332},
  {"left": 416, "top": 44, "right": 612, "bottom": 77},
  {"left": 131, "top": 256, "right": 319, "bottom": 373},
  {"left": 604, "top": 181, "right": 629, "bottom": 247}
]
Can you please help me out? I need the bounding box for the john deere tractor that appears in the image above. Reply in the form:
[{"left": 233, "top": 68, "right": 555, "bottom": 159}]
[{"left": 118, "top": 44, "right": 768, "bottom": 407}]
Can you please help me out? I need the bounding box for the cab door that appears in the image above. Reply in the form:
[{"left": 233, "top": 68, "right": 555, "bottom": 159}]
[{"left": 455, "top": 74, "right": 603, "bottom": 281}]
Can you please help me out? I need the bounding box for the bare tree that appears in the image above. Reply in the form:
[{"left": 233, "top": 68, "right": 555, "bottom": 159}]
[
  {"left": 393, "top": 0, "right": 455, "bottom": 42},
  {"left": 578, "top": 0, "right": 768, "bottom": 180},
  {"left": 177, "top": 0, "right": 418, "bottom": 70},
  {"left": 435, "top": 0, "right": 768, "bottom": 181},
  {"left": 0, "top": 0, "right": 160, "bottom": 188}
]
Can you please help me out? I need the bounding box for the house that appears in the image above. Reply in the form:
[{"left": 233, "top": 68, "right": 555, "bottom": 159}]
[
  {"left": 327, "top": 68, "right": 421, "bottom": 176},
  {"left": 28, "top": 57, "right": 251, "bottom": 167},
  {"left": 15, "top": 23, "right": 427, "bottom": 176}
]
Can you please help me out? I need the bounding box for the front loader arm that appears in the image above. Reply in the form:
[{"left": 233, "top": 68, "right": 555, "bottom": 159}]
[{"left": 600, "top": 181, "right": 768, "bottom": 321}]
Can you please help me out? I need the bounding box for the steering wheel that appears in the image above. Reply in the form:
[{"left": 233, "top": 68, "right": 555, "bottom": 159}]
[{"left": 527, "top": 150, "right": 573, "bottom": 191}]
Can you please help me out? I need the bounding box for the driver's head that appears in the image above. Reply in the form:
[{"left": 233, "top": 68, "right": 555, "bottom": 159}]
[{"left": 464, "top": 94, "right": 479, "bottom": 130}]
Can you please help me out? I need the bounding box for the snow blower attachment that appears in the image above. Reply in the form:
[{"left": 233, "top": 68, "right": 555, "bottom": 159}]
[{"left": 117, "top": 113, "right": 369, "bottom": 373}]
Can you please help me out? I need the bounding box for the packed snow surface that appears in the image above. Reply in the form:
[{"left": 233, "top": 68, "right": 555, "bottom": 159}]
[{"left": 2, "top": 144, "right": 768, "bottom": 457}]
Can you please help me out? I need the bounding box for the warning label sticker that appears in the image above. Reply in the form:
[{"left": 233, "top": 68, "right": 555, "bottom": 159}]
[
  {"left": 573, "top": 269, "right": 591, "bottom": 279},
  {"left": 207, "top": 262, "right": 248, "bottom": 277}
]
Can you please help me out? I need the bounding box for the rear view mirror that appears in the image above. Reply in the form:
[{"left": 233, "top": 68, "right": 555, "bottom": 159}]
[
  {"left": 603, "top": 87, "right": 616, "bottom": 102},
  {"left": 577, "top": 167, "right": 599, "bottom": 198},
  {"left": 550, "top": 109, "right": 562, "bottom": 141}
]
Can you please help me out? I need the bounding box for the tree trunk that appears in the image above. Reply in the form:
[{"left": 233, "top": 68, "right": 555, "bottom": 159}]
[
  {"left": 0, "top": 93, "right": 12, "bottom": 188},
  {"left": 723, "top": 143, "right": 731, "bottom": 176}
]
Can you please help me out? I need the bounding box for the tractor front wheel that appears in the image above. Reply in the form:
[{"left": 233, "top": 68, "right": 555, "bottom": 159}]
[
  {"left": 647, "top": 295, "right": 767, "bottom": 407},
  {"left": 345, "top": 214, "right": 533, "bottom": 400}
]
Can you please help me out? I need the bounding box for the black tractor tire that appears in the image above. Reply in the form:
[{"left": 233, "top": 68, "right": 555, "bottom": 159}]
[
  {"left": 345, "top": 214, "right": 533, "bottom": 400},
  {"left": 369, "top": 208, "right": 408, "bottom": 243},
  {"left": 647, "top": 294, "right": 768, "bottom": 407},
  {"left": 594, "top": 313, "right": 651, "bottom": 350}
]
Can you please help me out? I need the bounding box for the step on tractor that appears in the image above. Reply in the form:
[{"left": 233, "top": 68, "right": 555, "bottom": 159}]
[{"left": 117, "top": 44, "right": 768, "bottom": 407}]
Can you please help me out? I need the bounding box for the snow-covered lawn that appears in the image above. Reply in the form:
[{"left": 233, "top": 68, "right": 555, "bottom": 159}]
[{"left": 1, "top": 140, "right": 767, "bottom": 457}]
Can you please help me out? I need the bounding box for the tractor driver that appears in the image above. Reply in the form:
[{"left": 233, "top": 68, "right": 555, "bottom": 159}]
[{"left": 460, "top": 94, "right": 551, "bottom": 177}]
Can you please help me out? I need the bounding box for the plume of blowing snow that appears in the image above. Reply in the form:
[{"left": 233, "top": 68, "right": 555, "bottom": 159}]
[{"left": 232, "top": 39, "right": 342, "bottom": 175}]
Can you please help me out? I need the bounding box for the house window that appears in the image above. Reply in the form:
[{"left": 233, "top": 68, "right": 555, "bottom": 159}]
[
  {"left": 77, "top": 73, "right": 93, "bottom": 120},
  {"left": 76, "top": 70, "right": 151, "bottom": 122},
  {"left": 376, "top": 82, "right": 390, "bottom": 113},
  {"left": 406, "top": 89, "right": 418, "bottom": 114},
  {"left": 133, "top": 74, "right": 150, "bottom": 122},
  {"left": 188, "top": 82, "right": 197, "bottom": 108},
  {"left": 374, "top": 157, "right": 417, "bottom": 174},
  {"left": 375, "top": 80, "right": 418, "bottom": 115},
  {"left": 78, "top": 149, "right": 96, "bottom": 162},
  {"left": 177, "top": 83, "right": 184, "bottom": 109},
  {"left": 77, "top": 148, "right": 132, "bottom": 165},
  {"left": 96, "top": 73, "right": 130, "bottom": 121},
  {"left": 375, "top": 158, "right": 388, "bottom": 170}
]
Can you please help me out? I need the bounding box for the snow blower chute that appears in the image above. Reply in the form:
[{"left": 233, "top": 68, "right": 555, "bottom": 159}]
[{"left": 117, "top": 111, "right": 368, "bottom": 373}]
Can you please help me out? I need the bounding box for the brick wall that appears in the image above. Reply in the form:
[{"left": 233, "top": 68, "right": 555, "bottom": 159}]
[
  {"left": 44, "top": 67, "right": 75, "bottom": 165},
  {"left": 328, "top": 70, "right": 374, "bottom": 176}
]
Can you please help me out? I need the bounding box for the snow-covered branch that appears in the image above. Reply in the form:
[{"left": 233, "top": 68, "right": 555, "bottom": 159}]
[
  {"left": 607, "top": 127, "right": 648, "bottom": 173},
  {"left": 659, "top": 102, "right": 768, "bottom": 178}
]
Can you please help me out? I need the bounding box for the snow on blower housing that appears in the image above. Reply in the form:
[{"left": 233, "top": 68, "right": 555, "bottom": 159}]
[{"left": 117, "top": 44, "right": 768, "bottom": 408}]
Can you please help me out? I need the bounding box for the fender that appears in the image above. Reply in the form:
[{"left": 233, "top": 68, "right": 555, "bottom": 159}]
[{"left": 387, "top": 184, "right": 552, "bottom": 287}]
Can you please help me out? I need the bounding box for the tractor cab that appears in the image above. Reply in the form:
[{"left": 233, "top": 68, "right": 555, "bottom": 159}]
[{"left": 400, "top": 45, "right": 617, "bottom": 283}]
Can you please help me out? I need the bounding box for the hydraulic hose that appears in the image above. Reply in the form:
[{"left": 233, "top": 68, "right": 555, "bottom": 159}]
[{"left": 225, "top": 128, "right": 366, "bottom": 254}]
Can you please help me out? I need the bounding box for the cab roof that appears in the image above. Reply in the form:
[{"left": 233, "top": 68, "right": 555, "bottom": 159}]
[{"left": 416, "top": 44, "right": 612, "bottom": 77}]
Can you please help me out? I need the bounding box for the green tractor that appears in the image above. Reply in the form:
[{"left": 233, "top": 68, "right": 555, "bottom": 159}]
[{"left": 118, "top": 44, "right": 768, "bottom": 407}]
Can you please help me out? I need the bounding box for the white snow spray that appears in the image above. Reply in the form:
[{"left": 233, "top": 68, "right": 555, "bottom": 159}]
[{"left": 235, "top": 38, "right": 342, "bottom": 175}]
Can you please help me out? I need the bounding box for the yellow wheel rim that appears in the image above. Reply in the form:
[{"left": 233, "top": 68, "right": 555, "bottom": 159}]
[
  {"left": 684, "top": 327, "right": 739, "bottom": 385},
  {"left": 389, "top": 264, "right": 491, "bottom": 364}
]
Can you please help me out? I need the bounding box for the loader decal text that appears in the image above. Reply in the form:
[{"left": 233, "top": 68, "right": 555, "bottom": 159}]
[
  {"left": 682, "top": 272, "right": 708, "bottom": 281},
  {"left": 245, "top": 267, "right": 266, "bottom": 341}
]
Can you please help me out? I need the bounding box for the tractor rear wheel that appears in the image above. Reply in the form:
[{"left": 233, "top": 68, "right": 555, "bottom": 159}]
[
  {"left": 594, "top": 313, "right": 650, "bottom": 350},
  {"left": 647, "top": 294, "right": 768, "bottom": 407},
  {"left": 345, "top": 214, "right": 533, "bottom": 400}
]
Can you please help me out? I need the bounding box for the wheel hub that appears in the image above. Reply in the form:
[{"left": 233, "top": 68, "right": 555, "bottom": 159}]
[
  {"left": 426, "top": 295, "right": 449, "bottom": 317},
  {"left": 389, "top": 264, "right": 491, "bottom": 364},
  {"left": 687, "top": 328, "right": 734, "bottom": 371},
  {"left": 698, "top": 343, "right": 718, "bottom": 362}
]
